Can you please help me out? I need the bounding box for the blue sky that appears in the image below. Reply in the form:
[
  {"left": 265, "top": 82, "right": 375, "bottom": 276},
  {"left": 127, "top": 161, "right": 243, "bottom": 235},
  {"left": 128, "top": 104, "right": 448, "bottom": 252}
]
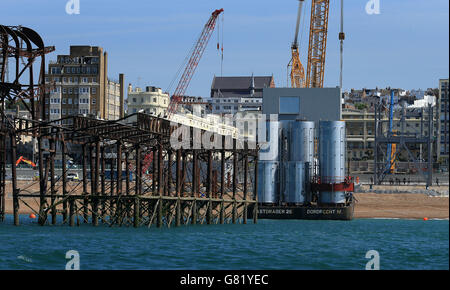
[{"left": 2, "top": 0, "right": 448, "bottom": 98}]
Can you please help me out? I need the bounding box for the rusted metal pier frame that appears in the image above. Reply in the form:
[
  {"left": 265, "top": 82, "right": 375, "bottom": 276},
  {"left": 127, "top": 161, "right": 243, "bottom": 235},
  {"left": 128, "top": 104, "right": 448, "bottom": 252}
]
[
  {"left": 0, "top": 25, "right": 258, "bottom": 227},
  {"left": 7, "top": 113, "right": 259, "bottom": 227}
]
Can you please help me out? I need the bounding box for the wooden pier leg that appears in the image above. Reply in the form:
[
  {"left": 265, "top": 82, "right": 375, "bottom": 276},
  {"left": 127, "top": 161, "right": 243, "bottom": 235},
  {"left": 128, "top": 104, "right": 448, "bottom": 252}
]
[
  {"left": 125, "top": 151, "right": 130, "bottom": 220},
  {"left": 156, "top": 144, "right": 163, "bottom": 228},
  {"left": 89, "top": 144, "right": 95, "bottom": 224},
  {"left": 192, "top": 150, "right": 198, "bottom": 198},
  {"left": 207, "top": 151, "right": 213, "bottom": 224},
  {"left": 243, "top": 148, "right": 248, "bottom": 224},
  {"left": 69, "top": 198, "right": 75, "bottom": 227},
  {"left": 50, "top": 133, "right": 56, "bottom": 225},
  {"left": 116, "top": 141, "right": 122, "bottom": 196},
  {"left": 253, "top": 156, "right": 258, "bottom": 224},
  {"left": 116, "top": 141, "right": 123, "bottom": 223},
  {"left": 134, "top": 196, "right": 140, "bottom": 228},
  {"left": 191, "top": 199, "right": 197, "bottom": 225},
  {"left": 220, "top": 137, "right": 225, "bottom": 224},
  {"left": 37, "top": 137, "right": 46, "bottom": 226},
  {"left": 0, "top": 136, "right": 5, "bottom": 222},
  {"left": 181, "top": 151, "right": 186, "bottom": 197},
  {"left": 10, "top": 133, "right": 19, "bottom": 226},
  {"left": 152, "top": 147, "right": 157, "bottom": 196},
  {"left": 82, "top": 143, "right": 89, "bottom": 223},
  {"left": 125, "top": 152, "right": 130, "bottom": 195},
  {"left": 135, "top": 145, "right": 142, "bottom": 227},
  {"left": 61, "top": 131, "right": 68, "bottom": 223},
  {"left": 175, "top": 150, "right": 181, "bottom": 227},
  {"left": 92, "top": 141, "right": 100, "bottom": 227},
  {"left": 101, "top": 146, "right": 106, "bottom": 222},
  {"left": 158, "top": 144, "right": 163, "bottom": 197},
  {"left": 109, "top": 147, "right": 115, "bottom": 221},
  {"left": 232, "top": 139, "right": 237, "bottom": 224},
  {"left": 167, "top": 150, "right": 172, "bottom": 196}
]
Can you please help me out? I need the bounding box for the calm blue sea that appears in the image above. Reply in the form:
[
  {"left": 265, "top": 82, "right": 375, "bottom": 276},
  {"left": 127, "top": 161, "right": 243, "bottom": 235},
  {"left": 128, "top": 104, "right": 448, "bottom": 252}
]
[{"left": 0, "top": 215, "right": 448, "bottom": 270}]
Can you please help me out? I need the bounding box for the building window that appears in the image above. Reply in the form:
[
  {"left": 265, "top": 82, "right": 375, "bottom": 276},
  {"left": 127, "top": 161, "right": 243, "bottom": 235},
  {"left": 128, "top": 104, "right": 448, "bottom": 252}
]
[
  {"left": 132, "top": 98, "right": 136, "bottom": 103},
  {"left": 92, "top": 87, "right": 97, "bottom": 94},
  {"left": 63, "top": 88, "right": 67, "bottom": 94},
  {"left": 62, "top": 98, "right": 66, "bottom": 104},
  {"left": 92, "top": 98, "right": 96, "bottom": 104},
  {"left": 68, "top": 98, "right": 72, "bottom": 105},
  {"left": 153, "top": 98, "right": 156, "bottom": 102}
]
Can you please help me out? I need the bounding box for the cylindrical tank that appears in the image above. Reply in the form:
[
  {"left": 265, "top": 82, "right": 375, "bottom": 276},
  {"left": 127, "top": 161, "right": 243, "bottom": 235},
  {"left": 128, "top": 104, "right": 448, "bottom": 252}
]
[
  {"left": 257, "top": 161, "right": 279, "bottom": 204},
  {"left": 283, "top": 161, "right": 306, "bottom": 204},
  {"left": 319, "top": 121, "right": 346, "bottom": 204},
  {"left": 290, "top": 121, "right": 315, "bottom": 179},
  {"left": 258, "top": 120, "right": 280, "bottom": 162}
]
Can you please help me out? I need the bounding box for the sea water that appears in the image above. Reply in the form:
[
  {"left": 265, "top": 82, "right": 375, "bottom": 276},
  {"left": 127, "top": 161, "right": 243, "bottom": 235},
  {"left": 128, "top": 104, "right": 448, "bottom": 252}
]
[{"left": 0, "top": 215, "right": 448, "bottom": 270}]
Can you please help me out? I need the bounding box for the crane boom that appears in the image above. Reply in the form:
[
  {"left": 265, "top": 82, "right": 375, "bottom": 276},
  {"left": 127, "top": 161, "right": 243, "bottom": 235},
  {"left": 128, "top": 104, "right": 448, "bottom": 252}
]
[
  {"left": 289, "top": 0, "right": 306, "bottom": 88},
  {"left": 305, "top": 0, "right": 330, "bottom": 88},
  {"left": 167, "top": 8, "right": 224, "bottom": 118}
]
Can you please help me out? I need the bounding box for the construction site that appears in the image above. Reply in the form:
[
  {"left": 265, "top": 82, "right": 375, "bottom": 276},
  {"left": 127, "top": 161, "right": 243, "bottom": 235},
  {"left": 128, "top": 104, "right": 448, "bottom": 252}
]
[{"left": 0, "top": 0, "right": 446, "bottom": 227}]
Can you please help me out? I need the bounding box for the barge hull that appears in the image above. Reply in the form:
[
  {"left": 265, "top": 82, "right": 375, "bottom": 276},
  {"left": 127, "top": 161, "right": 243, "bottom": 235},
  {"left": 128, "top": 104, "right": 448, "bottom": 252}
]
[{"left": 249, "top": 202, "right": 354, "bottom": 220}]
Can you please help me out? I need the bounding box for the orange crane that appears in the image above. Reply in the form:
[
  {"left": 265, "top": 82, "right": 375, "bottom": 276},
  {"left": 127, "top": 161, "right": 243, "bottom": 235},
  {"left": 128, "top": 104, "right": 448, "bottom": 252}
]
[
  {"left": 166, "top": 8, "right": 224, "bottom": 119},
  {"left": 305, "top": 0, "right": 330, "bottom": 88}
]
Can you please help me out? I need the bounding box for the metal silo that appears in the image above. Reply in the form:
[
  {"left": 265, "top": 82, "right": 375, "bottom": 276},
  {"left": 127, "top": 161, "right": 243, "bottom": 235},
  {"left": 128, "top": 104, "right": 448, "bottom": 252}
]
[
  {"left": 318, "top": 121, "right": 346, "bottom": 204},
  {"left": 258, "top": 120, "right": 280, "bottom": 162},
  {"left": 257, "top": 161, "right": 280, "bottom": 204},
  {"left": 283, "top": 161, "right": 306, "bottom": 204},
  {"left": 290, "top": 120, "right": 315, "bottom": 178},
  {"left": 290, "top": 121, "right": 315, "bottom": 162}
]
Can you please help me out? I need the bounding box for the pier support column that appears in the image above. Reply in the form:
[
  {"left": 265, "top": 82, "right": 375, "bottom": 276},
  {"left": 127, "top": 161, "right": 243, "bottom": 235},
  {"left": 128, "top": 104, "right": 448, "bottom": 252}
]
[
  {"left": 243, "top": 148, "right": 248, "bottom": 224},
  {"left": 220, "top": 137, "right": 225, "bottom": 224},
  {"left": 253, "top": 156, "right": 258, "bottom": 224},
  {"left": 101, "top": 146, "right": 106, "bottom": 222},
  {"left": 61, "top": 130, "right": 68, "bottom": 223},
  {"left": 89, "top": 144, "right": 95, "bottom": 224},
  {"left": 175, "top": 150, "right": 182, "bottom": 227},
  {"left": 117, "top": 141, "right": 122, "bottom": 196},
  {"left": 206, "top": 151, "right": 213, "bottom": 224},
  {"left": 50, "top": 132, "right": 56, "bottom": 225},
  {"left": 69, "top": 198, "right": 75, "bottom": 227},
  {"left": 232, "top": 139, "right": 237, "bottom": 224},
  {"left": 10, "top": 133, "right": 19, "bottom": 226},
  {"left": 38, "top": 136, "right": 46, "bottom": 226},
  {"left": 82, "top": 143, "right": 88, "bottom": 223},
  {"left": 134, "top": 196, "right": 140, "bottom": 228}
]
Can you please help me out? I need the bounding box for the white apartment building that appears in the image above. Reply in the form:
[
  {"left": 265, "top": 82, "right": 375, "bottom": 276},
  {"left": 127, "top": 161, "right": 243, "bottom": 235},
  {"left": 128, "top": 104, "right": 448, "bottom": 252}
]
[{"left": 127, "top": 85, "right": 170, "bottom": 116}]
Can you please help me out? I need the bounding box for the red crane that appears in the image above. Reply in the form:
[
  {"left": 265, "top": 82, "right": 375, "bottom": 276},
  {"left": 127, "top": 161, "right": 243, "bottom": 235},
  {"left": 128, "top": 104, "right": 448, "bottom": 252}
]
[{"left": 167, "top": 8, "right": 224, "bottom": 118}]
